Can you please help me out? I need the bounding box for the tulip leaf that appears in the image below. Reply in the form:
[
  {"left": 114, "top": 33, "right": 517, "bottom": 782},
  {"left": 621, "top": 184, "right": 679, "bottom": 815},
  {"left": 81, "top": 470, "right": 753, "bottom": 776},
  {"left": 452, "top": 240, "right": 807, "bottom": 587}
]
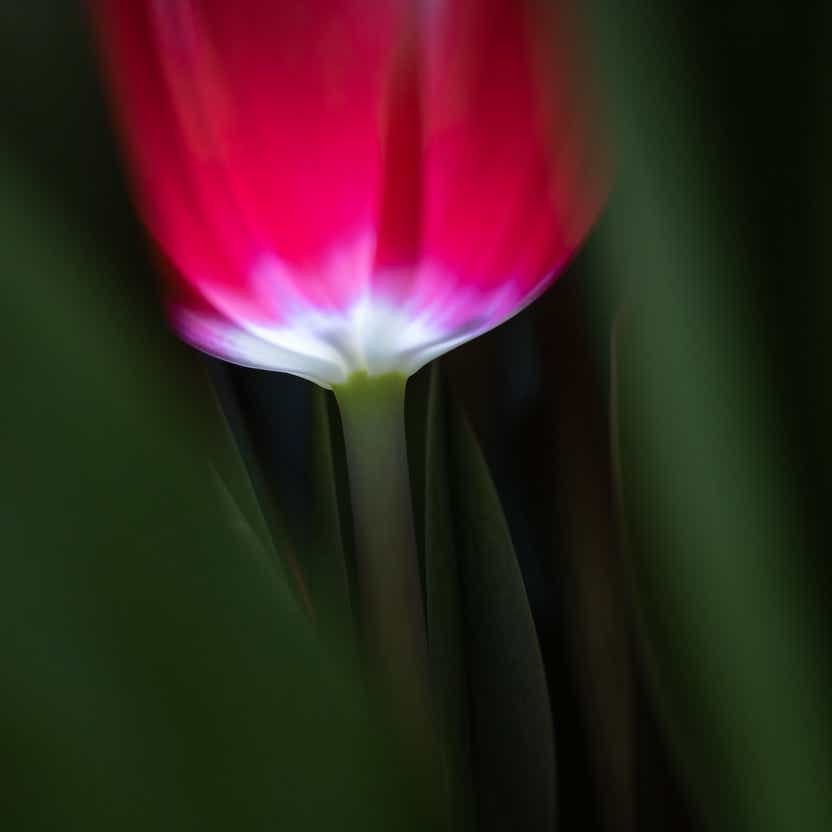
[
  {"left": 446, "top": 388, "right": 557, "bottom": 832},
  {"left": 423, "top": 365, "right": 475, "bottom": 831},
  {"left": 590, "top": 2, "right": 832, "bottom": 830},
  {"left": 306, "top": 385, "right": 358, "bottom": 649},
  {"left": 207, "top": 370, "right": 358, "bottom": 649},
  {"left": 204, "top": 361, "right": 293, "bottom": 585}
]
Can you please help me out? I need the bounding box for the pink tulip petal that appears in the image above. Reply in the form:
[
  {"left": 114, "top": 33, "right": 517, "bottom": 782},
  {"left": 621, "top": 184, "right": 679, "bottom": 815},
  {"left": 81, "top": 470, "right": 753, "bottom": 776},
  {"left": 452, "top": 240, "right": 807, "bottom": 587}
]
[{"left": 91, "top": 0, "right": 606, "bottom": 386}]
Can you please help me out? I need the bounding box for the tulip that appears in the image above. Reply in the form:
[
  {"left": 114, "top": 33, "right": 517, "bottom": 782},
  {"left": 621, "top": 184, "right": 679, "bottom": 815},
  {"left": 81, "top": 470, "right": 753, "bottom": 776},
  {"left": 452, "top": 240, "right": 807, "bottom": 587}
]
[
  {"left": 91, "top": 0, "right": 603, "bottom": 387},
  {"left": 90, "top": 0, "right": 604, "bottom": 760}
]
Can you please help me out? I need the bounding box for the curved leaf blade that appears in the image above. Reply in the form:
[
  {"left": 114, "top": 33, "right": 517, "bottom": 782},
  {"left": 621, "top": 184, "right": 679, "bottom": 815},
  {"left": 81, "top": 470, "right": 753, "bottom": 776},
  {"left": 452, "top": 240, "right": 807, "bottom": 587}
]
[
  {"left": 424, "top": 365, "right": 475, "bottom": 831},
  {"left": 448, "top": 395, "right": 557, "bottom": 832}
]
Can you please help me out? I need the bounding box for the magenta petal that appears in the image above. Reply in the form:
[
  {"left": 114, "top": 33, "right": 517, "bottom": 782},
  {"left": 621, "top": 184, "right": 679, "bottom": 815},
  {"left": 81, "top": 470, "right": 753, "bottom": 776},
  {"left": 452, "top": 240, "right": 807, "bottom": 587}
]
[{"left": 92, "top": 0, "right": 606, "bottom": 386}]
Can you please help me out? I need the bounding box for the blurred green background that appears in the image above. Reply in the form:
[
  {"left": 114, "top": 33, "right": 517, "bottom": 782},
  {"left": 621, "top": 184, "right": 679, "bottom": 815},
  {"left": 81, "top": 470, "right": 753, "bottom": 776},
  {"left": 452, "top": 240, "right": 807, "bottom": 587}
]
[{"left": 1, "top": 2, "right": 829, "bottom": 830}]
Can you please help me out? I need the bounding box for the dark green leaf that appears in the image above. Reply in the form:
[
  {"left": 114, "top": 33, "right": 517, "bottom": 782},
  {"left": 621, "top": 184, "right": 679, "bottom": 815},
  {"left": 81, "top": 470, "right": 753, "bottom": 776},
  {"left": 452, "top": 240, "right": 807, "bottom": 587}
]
[
  {"left": 589, "top": 3, "right": 832, "bottom": 830},
  {"left": 305, "top": 385, "right": 358, "bottom": 650},
  {"left": 424, "top": 365, "right": 475, "bottom": 831},
  {"left": 448, "top": 393, "right": 556, "bottom": 832},
  {"left": 204, "top": 362, "right": 293, "bottom": 586}
]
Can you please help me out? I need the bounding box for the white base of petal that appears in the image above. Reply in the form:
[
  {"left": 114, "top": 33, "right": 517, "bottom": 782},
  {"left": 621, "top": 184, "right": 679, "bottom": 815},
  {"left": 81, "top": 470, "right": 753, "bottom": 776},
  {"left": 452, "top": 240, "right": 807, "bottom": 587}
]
[{"left": 173, "top": 291, "right": 485, "bottom": 387}]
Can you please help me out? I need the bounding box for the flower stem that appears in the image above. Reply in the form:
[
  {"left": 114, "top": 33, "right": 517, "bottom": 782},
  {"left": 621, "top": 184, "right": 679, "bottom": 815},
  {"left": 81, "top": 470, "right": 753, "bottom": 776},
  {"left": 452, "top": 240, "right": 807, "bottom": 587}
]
[{"left": 333, "top": 371, "right": 432, "bottom": 749}]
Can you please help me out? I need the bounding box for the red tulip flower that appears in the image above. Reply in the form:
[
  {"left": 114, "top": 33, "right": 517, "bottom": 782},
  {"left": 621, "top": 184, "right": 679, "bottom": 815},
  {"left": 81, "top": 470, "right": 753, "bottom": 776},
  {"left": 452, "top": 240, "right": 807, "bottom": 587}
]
[
  {"left": 90, "top": 0, "right": 605, "bottom": 768},
  {"left": 91, "top": 0, "right": 604, "bottom": 387}
]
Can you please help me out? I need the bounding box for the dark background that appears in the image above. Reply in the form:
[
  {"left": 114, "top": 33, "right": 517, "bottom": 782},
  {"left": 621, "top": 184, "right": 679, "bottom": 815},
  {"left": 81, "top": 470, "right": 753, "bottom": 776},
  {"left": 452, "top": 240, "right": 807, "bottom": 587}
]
[{"left": 1, "top": 3, "right": 829, "bottom": 830}]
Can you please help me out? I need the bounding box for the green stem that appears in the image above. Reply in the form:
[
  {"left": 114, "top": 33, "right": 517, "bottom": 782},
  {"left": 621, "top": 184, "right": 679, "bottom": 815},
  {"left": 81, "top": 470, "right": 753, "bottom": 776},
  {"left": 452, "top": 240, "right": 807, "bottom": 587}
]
[{"left": 333, "top": 371, "right": 432, "bottom": 747}]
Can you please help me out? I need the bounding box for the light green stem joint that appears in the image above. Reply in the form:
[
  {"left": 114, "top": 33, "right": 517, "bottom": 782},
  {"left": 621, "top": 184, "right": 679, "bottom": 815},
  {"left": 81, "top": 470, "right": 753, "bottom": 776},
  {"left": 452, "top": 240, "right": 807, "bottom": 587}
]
[{"left": 333, "top": 371, "right": 432, "bottom": 746}]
